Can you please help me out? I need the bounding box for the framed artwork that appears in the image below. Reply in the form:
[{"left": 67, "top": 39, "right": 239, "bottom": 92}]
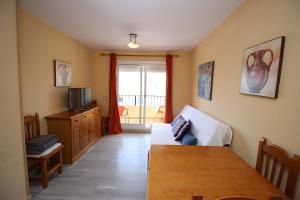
[
  {"left": 198, "top": 61, "right": 214, "bottom": 100},
  {"left": 54, "top": 59, "right": 72, "bottom": 87},
  {"left": 240, "top": 36, "right": 285, "bottom": 98}
]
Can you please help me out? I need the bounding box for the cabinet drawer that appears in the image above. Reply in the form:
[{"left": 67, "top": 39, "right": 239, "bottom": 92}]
[
  {"left": 92, "top": 107, "right": 101, "bottom": 115},
  {"left": 96, "top": 107, "right": 101, "bottom": 114},
  {"left": 71, "top": 116, "right": 82, "bottom": 127},
  {"left": 82, "top": 111, "right": 94, "bottom": 119}
]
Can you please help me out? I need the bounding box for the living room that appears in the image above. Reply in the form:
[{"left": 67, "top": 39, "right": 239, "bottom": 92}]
[{"left": 1, "top": 0, "right": 300, "bottom": 200}]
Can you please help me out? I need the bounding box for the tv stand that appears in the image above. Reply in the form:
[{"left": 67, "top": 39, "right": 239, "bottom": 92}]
[
  {"left": 69, "top": 107, "right": 90, "bottom": 112},
  {"left": 45, "top": 106, "right": 102, "bottom": 164}
]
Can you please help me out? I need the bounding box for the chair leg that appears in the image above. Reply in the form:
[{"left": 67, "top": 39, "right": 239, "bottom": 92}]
[
  {"left": 58, "top": 149, "right": 63, "bottom": 174},
  {"left": 40, "top": 159, "right": 48, "bottom": 188},
  {"left": 147, "top": 150, "right": 150, "bottom": 174}
]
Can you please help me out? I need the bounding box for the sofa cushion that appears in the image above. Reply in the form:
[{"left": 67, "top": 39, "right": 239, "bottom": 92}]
[
  {"left": 175, "top": 120, "right": 191, "bottom": 141},
  {"left": 151, "top": 123, "right": 181, "bottom": 145},
  {"left": 181, "top": 130, "right": 198, "bottom": 145},
  {"left": 172, "top": 115, "right": 186, "bottom": 137}
]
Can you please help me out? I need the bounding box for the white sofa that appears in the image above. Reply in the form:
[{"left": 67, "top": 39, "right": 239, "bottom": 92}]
[{"left": 151, "top": 105, "right": 232, "bottom": 146}]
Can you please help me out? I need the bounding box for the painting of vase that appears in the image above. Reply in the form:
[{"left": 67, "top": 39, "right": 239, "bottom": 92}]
[
  {"left": 198, "top": 61, "right": 214, "bottom": 100},
  {"left": 54, "top": 59, "right": 72, "bottom": 87},
  {"left": 240, "top": 36, "right": 285, "bottom": 98}
]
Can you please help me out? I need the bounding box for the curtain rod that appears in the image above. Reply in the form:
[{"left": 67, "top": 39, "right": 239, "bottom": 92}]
[{"left": 100, "top": 53, "right": 179, "bottom": 57}]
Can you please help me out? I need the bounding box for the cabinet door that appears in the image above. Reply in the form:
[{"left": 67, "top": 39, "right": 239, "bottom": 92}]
[
  {"left": 82, "top": 117, "right": 89, "bottom": 147},
  {"left": 94, "top": 109, "right": 102, "bottom": 138},
  {"left": 79, "top": 128, "right": 84, "bottom": 149},
  {"left": 72, "top": 126, "right": 81, "bottom": 156},
  {"left": 88, "top": 115, "right": 95, "bottom": 142}
]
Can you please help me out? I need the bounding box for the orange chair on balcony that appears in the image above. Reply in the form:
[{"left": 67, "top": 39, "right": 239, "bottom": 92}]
[
  {"left": 118, "top": 105, "right": 129, "bottom": 123},
  {"left": 155, "top": 105, "right": 165, "bottom": 122}
]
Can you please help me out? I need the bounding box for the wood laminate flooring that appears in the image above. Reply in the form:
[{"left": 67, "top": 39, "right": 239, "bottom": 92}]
[{"left": 30, "top": 133, "right": 150, "bottom": 200}]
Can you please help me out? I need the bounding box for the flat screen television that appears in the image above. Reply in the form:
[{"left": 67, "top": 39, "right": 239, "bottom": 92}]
[{"left": 68, "top": 88, "right": 92, "bottom": 111}]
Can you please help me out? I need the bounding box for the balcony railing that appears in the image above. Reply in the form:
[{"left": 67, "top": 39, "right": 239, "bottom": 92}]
[
  {"left": 118, "top": 95, "right": 166, "bottom": 126},
  {"left": 118, "top": 95, "right": 165, "bottom": 106}
]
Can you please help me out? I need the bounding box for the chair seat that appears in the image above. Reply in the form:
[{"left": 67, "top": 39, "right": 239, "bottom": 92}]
[{"left": 27, "top": 143, "right": 62, "bottom": 158}]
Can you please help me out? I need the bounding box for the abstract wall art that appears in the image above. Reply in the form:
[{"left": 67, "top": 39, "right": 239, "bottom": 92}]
[{"left": 198, "top": 61, "right": 214, "bottom": 100}]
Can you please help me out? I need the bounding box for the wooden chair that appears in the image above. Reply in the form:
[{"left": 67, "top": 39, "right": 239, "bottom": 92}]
[
  {"left": 216, "top": 197, "right": 282, "bottom": 200},
  {"left": 256, "top": 137, "right": 300, "bottom": 199},
  {"left": 24, "top": 113, "right": 64, "bottom": 188},
  {"left": 155, "top": 105, "right": 165, "bottom": 122},
  {"left": 216, "top": 197, "right": 255, "bottom": 200},
  {"left": 191, "top": 195, "right": 203, "bottom": 200},
  {"left": 192, "top": 196, "right": 255, "bottom": 200},
  {"left": 192, "top": 196, "right": 282, "bottom": 200}
]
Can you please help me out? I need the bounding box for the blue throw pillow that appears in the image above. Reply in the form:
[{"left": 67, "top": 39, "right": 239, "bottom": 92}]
[{"left": 181, "top": 130, "right": 198, "bottom": 145}]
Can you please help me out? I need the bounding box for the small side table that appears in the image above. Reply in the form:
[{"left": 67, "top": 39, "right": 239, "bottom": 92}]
[{"left": 101, "top": 116, "right": 108, "bottom": 135}]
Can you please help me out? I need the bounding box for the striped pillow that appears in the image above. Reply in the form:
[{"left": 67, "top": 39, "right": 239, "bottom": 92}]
[
  {"left": 175, "top": 120, "right": 191, "bottom": 141},
  {"left": 172, "top": 115, "right": 186, "bottom": 137},
  {"left": 171, "top": 114, "right": 181, "bottom": 127}
]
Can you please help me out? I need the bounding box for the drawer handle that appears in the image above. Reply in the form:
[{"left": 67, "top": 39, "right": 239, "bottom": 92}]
[{"left": 75, "top": 120, "right": 79, "bottom": 122}]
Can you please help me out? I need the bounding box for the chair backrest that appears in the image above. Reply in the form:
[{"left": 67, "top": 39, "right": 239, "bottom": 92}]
[
  {"left": 156, "top": 105, "right": 165, "bottom": 114},
  {"left": 191, "top": 195, "right": 203, "bottom": 200},
  {"left": 192, "top": 195, "right": 282, "bottom": 200},
  {"left": 256, "top": 137, "right": 300, "bottom": 199},
  {"left": 118, "top": 105, "right": 128, "bottom": 116},
  {"left": 216, "top": 197, "right": 283, "bottom": 200},
  {"left": 216, "top": 197, "right": 255, "bottom": 200},
  {"left": 24, "top": 113, "right": 40, "bottom": 141}
]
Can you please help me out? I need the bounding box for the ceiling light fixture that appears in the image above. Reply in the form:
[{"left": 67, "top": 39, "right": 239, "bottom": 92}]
[{"left": 127, "top": 33, "right": 141, "bottom": 49}]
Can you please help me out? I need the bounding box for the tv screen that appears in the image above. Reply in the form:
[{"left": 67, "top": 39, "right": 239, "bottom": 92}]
[{"left": 68, "top": 88, "right": 92, "bottom": 110}]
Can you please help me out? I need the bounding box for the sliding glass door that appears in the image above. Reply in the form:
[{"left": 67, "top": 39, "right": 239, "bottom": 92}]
[
  {"left": 118, "top": 64, "right": 145, "bottom": 129},
  {"left": 118, "top": 62, "right": 166, "bottom": 130}
]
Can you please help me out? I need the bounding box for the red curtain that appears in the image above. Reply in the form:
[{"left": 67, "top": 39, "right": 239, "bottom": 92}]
[
  {"left": 165, "top": 54, "right": 173, "bottom": 123},
  {"left": 108, "top": 53, "right": 122, "bottom": 134}
]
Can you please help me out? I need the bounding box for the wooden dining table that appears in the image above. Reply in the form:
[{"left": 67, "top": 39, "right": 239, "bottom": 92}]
[{"left": 147, "top": 145, "right": 290, "bottom": 200}]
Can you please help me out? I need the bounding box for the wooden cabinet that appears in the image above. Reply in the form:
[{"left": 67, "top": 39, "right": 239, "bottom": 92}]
[{"left": 45, "top": 106, "right": 102, "bottom": 164}]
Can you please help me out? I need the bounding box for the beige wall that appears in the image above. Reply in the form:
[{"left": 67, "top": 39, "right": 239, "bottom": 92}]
[
  {"left": 20, "top": 11, "right": 93, "bottom": 132},
  {"left": 91, "top": 50, "right": 192, "bottom": 117},
  {"left": 13, "top": 0, "right": 300, "bottom": 198},
  {"left": 0, "top": 0, "right": 28, "bottom": 199},
  {"left": 191, "top": 0, "right": 300, "bottom": 198}
]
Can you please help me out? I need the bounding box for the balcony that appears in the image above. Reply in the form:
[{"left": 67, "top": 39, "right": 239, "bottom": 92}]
[{"left": 118, "top": 95, "right": 165, "bottom": 127}]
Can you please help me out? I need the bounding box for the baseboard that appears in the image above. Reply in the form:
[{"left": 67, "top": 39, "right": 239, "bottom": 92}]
[{"left": 122, "top": 129, "right": 151, "bottom": 133}]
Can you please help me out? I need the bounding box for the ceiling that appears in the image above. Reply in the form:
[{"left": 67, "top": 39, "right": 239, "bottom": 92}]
[{"left": 21, "top": 0, "right": 245, "bottom": 51}]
